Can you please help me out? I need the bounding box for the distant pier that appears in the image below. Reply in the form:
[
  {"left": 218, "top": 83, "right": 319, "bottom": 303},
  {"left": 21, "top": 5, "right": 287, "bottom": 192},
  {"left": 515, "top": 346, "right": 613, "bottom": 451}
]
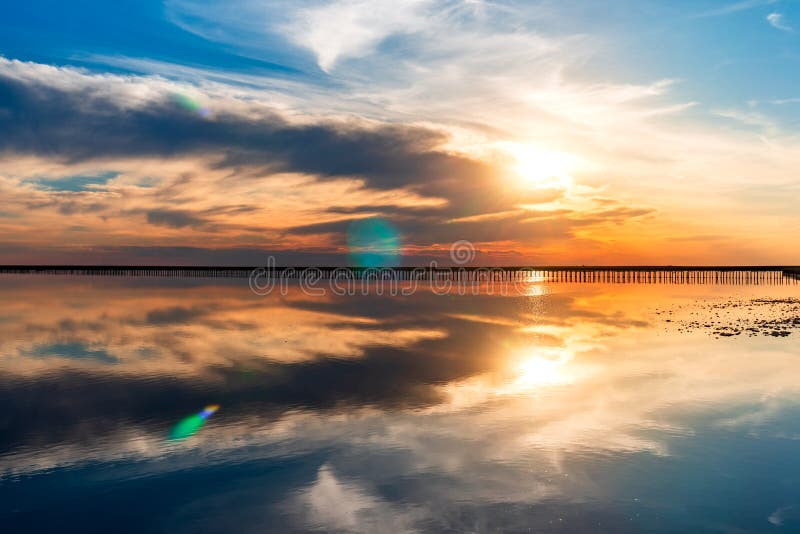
[
  {"left": 784, "top": 268, "right": 800, "bottom": 279},
  {"left": 1, "top": 265, "right": 799, "bottom": 284}
]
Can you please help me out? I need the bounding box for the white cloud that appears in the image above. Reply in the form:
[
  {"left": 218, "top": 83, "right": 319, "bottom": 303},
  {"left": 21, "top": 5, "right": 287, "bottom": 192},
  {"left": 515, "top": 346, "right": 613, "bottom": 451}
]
[
  {"left": 768, "top": 506, "right": 793, "bottom": 526},
  {"left": 282, "top": 0, "right": 434, "bottom": 72},
  {"left": 298, "top": 464, "right": 421, "bottom": 533},
  {"left": 767, "top": 12, "right": 793, "bottom": 31}
]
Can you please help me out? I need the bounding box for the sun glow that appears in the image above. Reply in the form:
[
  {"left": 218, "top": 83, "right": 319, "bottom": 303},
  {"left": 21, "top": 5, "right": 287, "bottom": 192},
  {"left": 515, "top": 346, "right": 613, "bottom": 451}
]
[
  {"left": 497, "top": 348, "right": 575, "bottom": 395},
  {"left": 514, "top": 354, "right": 570, "bottom": 387},
  {"left": 504, "top": 143, "right": 577, "bottom": 190},
  {"left": 436, "top": 349, "right": 576, "bottom": 410}
]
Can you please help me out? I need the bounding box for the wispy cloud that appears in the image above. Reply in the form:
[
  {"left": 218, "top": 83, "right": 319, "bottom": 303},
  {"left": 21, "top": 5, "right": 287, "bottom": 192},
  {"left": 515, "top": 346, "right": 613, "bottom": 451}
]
[
  {"left": 693, "top": 0, "right": 779, "bottom": 18},
  {"left": 767, "top": 12, "right": 793, "bottom": 31},
  {"left": 713, "top": 108, "right": 778, "bottom": 133}
]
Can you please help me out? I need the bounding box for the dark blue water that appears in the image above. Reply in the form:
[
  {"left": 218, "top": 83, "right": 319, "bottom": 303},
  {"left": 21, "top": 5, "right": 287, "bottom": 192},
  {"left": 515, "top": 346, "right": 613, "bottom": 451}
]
[{"left": 1, "top": 276, "right": 799, "bottom": 533}]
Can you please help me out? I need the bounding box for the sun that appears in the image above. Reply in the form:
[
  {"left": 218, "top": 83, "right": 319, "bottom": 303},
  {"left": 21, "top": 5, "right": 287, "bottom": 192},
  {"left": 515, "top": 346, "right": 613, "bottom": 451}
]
[
  {"left": 493, "top": 347, "right": 575, "bottom": 396},
  {"left": 504, "top": 143, "right": 577, "bottom": 190}
]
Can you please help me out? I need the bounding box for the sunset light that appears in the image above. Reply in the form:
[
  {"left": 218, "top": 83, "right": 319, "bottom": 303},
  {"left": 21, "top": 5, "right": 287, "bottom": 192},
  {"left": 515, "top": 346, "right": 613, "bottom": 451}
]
[
  {"left": 3, "top": 1, "right": 800, "bottom": 532},
  {"left": 506, "top": 144, "right": 578, "bottom": 191}
]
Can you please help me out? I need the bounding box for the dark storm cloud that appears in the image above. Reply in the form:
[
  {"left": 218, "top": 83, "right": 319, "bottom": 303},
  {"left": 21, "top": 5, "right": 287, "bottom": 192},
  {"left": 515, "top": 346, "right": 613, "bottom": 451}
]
[
  {"left": 0, "top": 63, "right": 657, "bottom": 262},
  {"left": 146, "top": 208, "right": 208, "bottom": 228},
  {"left": 0, "top": 70, "right": 495, "bottom": 197},
  {"left": 0, "top": 325, "right": 497, "bottom": 454},
  {"left": 144, "top": 305, "right": 216, "bottom": 325},
  {"left": 0, "top": 275, "right": 655, "bottom": 455},
  {"left": 0, "top": 243, "right": 354, "bottom": 265},
  {"left": 325, "top": 204, "right": 445, "bottom": 217},
  {"left": 23, "top": 197, "right": 110, "bottom": 215},
  {"left": 288, "top": 211, "right": 576, "bottom": 249}
]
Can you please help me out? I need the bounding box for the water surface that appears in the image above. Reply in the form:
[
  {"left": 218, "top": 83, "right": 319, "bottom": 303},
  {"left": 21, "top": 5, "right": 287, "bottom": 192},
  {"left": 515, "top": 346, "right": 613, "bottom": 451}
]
[{"left": 1, "top": 276, "right": 799, "bottom": 533}]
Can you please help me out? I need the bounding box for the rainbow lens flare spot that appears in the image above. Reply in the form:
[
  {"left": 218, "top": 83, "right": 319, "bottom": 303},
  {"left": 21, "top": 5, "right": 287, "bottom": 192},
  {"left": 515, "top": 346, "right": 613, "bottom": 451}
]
[
  {"left": 199, "top": 404, "right": 219, "bottom": 419},
  {"left": 171, "top": 93, "right": 214, "bottom": 119},
  {"left": 169, "top": 405, "right": 220, "bottom": 441}
]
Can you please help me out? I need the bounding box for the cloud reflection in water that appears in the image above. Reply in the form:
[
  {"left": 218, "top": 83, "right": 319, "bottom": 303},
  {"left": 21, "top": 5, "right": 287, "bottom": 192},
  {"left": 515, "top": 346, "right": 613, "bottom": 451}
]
[{"left": 1, "top": 277, "right": 799, "bottom": 532}]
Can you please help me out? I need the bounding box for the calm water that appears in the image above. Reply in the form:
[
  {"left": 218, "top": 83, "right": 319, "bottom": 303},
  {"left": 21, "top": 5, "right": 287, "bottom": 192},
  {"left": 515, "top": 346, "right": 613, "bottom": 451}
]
[{"left": 1, "top": 276, "right": 800, "bottom": 533}]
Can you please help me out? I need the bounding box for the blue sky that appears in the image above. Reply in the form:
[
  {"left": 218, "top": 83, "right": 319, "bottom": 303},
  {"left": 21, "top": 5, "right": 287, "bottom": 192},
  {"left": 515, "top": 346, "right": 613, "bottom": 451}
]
[
  {"left": 0, "top": 0, "right": 799, "bottom": 264},
  {"left": 3, "top": 0, "right": 797, "bottom": 111}
]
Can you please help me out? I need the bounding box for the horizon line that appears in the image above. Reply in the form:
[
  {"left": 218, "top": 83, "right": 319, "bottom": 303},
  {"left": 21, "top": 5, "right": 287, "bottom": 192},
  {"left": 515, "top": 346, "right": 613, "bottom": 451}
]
[{"left": 1, "top": 265, "right": 800, "bottom": 271}]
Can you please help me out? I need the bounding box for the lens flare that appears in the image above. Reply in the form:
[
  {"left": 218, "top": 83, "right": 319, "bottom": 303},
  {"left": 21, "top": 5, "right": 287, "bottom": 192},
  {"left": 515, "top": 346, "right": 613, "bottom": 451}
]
[
  {"left": 169, "top": 404, "right": 219, "bottom": 441},
  {"left": 346, "top": 218, "right": 401, "bottom": 267},
  {"left": 199, "top": 404, "right": 219, "bottom": 419},
  {"left": 171, "top": 93, "right": 214, "bottom": 119}
]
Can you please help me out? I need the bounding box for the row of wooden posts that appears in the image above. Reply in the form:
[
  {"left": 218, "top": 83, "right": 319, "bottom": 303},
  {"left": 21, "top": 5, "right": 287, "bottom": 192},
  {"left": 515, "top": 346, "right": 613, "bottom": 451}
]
[{"left": 0, "top": 266, "right": 799, "bottom": 284}]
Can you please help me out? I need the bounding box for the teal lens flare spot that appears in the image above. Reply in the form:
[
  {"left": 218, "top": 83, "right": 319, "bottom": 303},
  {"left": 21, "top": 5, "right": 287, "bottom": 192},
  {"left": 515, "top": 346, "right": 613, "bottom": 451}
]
[
  {"left": 169, "top": 414, "right": 206, "bottom": 441},
  {"left": 346, "top": 219, "right": 401, "bottom": 267}
]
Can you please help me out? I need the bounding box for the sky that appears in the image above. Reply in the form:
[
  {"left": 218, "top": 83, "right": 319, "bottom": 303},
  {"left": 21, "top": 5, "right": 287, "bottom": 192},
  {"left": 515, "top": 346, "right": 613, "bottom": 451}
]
[{"left": 0, "top": 0, "right": 799, "bottom": 265}]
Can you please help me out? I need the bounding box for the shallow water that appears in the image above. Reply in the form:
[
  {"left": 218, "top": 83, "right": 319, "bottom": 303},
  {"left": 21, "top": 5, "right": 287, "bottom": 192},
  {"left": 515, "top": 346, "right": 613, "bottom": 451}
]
[{"left": 1, "top": 276, "right": 800, "bottom": 533}]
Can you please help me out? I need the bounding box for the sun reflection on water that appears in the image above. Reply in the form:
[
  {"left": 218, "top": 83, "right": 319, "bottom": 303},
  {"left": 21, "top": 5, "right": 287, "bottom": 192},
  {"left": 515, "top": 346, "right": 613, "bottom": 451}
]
[{"left": 509, "top": 351, "right": 573, "bottom": 390}]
